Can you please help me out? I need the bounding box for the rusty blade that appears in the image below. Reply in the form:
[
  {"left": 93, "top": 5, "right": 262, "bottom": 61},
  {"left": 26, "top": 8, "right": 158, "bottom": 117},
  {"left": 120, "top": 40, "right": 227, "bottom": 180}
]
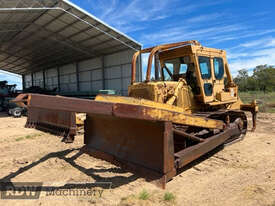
[
  {"left": 28, "top": 94, "right": 113, "bottom": 115},
  {"left": 26, "top": 94, "right": 224, "bottom": 129},
  {"left": 26, "top": 107, "right": 77, "bottom": 140}
]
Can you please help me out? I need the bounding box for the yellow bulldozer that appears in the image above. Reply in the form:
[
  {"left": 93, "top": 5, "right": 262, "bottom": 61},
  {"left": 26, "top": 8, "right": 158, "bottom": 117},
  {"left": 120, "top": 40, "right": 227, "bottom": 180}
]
[{"left": 14, "top": 40, "right": 258, "bottom": 188}]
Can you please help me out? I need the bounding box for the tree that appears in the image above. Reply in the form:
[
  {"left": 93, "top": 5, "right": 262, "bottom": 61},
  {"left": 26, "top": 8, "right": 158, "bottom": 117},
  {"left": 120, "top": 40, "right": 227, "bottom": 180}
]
[
  {"left": 233, "top": 65, "right": 275, "bottom": 92},
  {"left": 234, "top": 69, "right": 249, "bottom": 91},
  {"left": 252, "top": 65, "right": 275, "bottom": 93}
]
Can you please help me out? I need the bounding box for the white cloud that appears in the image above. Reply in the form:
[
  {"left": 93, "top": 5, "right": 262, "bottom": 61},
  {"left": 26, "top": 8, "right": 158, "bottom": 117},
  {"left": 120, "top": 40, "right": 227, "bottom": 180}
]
[
  {"left": 228, "top": 47, "right": 275, "bottom": 75},
  {"left": 86, "top": 0, "right": 233, "bottom": 35},
  {"left": 227, "top": 37, "right": 275, "bottom": 58},
  {"left": 208, "top": 29, "right": 275, "bottom": 45},
  {"left": 240, "top": 38, "right": 273, "bottom": 48},
  {"left": 84, "top": 0, "right": 274, "bottom": 79},
  {"left": 140, "top": 24, "right": 245, "bottom": 46},
  {"left": 0, "top": 70, "right": 22, "bottom": 89},
  {"left": 185, "top": 13, "right": 225, "bottom": 23},
  {"left": 90, "top": 0, "right": 175, "bottom": 32},
  {"left": 179, "top": 0, "right": 231, "bottom": 14}
]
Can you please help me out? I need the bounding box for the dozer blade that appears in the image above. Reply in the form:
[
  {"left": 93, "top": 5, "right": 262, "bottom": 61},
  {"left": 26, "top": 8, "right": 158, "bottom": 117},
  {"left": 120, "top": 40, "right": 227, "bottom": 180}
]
[
  {"left": 83, "top": 113, "right": 242, "bottom": 188},
  {"left": 13, "top": 94, "right": 77, "bottom": 143},
  {"left": 17, "top": 94, "right": 245, "bottom": 188},
  {"left": 26, "top": 107, "right": 77, "bottom": 142}
]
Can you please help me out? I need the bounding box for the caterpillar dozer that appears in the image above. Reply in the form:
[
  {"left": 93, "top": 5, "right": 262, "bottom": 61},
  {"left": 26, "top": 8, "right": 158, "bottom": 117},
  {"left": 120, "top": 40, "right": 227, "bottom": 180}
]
[{"left": 14, "top": 40, "right": 258, "bottom": 188}]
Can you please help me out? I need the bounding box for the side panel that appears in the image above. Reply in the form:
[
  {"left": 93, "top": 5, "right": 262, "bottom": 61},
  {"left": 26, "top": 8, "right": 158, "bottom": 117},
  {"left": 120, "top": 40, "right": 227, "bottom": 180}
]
[
  {"left": 59, "top": 63, "right": 77, "bottom": 92},
  {"left": 104, "top": 49, "right": 138, "bottom": 96},
  {"left": 33, "top": 71, "right": 44, "bottom": 88},
  {"left": 24, "top": 74, "right": 32, "bottom": 89},
  {"left": 78, "top": 57, "right": 103, "bottom": 92},
  {"left": 23, "top": 49, "right": 140, "bottom": 95},
  {"left": 45, "top": 68, "right": 58, "bottom": 90}
]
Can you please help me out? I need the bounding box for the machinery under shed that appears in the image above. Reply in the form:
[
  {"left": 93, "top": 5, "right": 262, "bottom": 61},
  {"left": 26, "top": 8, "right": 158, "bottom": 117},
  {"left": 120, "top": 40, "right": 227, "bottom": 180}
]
[{"left": 0, "top": 0, "right": 142, "bottom": 96}]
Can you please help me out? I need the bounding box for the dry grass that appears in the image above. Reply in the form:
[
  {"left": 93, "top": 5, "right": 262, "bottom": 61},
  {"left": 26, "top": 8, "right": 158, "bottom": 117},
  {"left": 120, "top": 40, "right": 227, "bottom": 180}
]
[
  {"left": 163, "top": 192, "right": 176, "bottom": 202},
  {"left": 240, "top": 92, "right": 275, "bottom": 113},
  {"left": 138, "top": 189, "right": 150, "bottom": 200},
  {"left": 119, "top": 190, "right": 177, "bottom": 206},
  {"left": 15, "top": 133, "right": 42, "bottom": 141},
  {"left": 15, "top": 137, "right": 24, "bottom": 141}
]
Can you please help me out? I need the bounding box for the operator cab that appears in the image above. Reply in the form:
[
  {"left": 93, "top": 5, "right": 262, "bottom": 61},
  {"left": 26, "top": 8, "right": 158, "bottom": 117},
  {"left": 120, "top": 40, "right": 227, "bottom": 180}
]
[
  {"left": 130, "top": 41, "right": 238, "bottom": 107},
  {"left": 161, "top": 56, "right": 200, "bottom": 95},
  {"left": 158, "top": 44, "right": 238, "bottom": 104}
]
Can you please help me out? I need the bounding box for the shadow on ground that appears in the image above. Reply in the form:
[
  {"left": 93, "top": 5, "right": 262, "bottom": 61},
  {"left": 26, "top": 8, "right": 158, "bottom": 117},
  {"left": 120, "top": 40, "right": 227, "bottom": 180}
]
[
  {"left": 177, "top": 144, "right": 225, "bottom": 176},
  {"left": 0, "top": 147, "right": 139, "bottom": 190},
  {"left": 0, "top": 143, "right": 227, "bottom": 190}
]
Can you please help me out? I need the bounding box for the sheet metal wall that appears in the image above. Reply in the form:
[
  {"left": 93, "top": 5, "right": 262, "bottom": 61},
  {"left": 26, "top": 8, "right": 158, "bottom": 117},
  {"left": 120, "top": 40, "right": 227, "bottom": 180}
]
[
  {"left": 45, "top": 68, "right": 58, "bottom": 90},
  {"left": 23, "top": 49, "right": 141, "bottom": 95}
]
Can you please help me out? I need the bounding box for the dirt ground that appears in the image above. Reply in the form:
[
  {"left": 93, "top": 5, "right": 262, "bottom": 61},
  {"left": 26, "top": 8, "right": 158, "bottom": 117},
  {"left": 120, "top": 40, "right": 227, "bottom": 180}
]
[{"left": 0, "top": 112, "right": 274, "bottom": 206}]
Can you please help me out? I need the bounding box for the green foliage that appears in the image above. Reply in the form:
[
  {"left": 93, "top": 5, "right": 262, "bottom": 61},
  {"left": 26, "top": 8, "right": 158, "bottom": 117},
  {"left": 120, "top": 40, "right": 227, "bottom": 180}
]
[
  {"left": 15, "top": 134, "right": 42, "bottom": 142},
  {"left": 138, "top": 189, "right": 150, "bottom": 200},
  {"left": 15, "top": 137, "right": 24, "bottom": 141},
  {"left": 239, "top": 91, "right": 275, "bottom": 113},
  {"left": 234, "top": 65, "right": 275, "bottom": 92},
  {"left": 163, "top": 192, "right": 176, "bottom": 201}
]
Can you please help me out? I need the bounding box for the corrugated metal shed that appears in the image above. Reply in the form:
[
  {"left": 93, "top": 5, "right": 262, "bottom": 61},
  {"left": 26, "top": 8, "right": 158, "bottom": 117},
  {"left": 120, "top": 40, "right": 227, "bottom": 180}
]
[{"left": 0, "top": 0, "right": 142, "bottom": 75}]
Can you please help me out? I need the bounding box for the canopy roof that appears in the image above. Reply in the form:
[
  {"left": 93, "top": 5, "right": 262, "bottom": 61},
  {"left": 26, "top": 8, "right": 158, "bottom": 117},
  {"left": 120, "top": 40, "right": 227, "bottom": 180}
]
[{"left": 0, "top": 0, "right": 142, "bottom": 75}]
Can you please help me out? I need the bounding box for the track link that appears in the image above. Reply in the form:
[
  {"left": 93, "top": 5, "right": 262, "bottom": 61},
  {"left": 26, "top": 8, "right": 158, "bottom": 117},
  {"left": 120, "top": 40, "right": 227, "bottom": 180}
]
[{"left": 194, "top": 110, "right": 248, "bottom": 145}]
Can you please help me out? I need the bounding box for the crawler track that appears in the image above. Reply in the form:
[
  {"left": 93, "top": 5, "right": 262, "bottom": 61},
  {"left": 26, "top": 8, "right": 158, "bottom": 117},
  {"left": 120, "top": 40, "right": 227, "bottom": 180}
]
[{"left": 194, "top": 110, "right": 248, "bottom": 145}]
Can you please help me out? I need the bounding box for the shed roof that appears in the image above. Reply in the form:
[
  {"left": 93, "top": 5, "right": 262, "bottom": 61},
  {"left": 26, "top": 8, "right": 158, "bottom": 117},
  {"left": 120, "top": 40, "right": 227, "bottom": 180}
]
[{"left": 0, "top": 0, "right": 142, "bottom": 75}]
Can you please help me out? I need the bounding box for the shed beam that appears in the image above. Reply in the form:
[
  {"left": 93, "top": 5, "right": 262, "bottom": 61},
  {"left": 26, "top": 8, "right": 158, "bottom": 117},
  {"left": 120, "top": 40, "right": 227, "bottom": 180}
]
[
  {"left": 6, "top": 44, "right": 76, "bottom": 70},
  {"left": 1, "top": 7, "right": 69, "bottom": 62},
  {"left": 6, "top": 23, "right": 103, "bottom": 63},
  {"left": 31, "top": 73, "right": 34, "bottom": 87},
  {"left": 102, "top": 56, "right": 106, "bottom": 90},
  {"left": 3, "top": 14, "right": 98, "bottom": 63},
  {"left": 1, "top": 5, "right": 58, "bottom": 54},
  {"left": 57, "top": 67, "right": 60, "bottom": 92},
  {"left": 88, "top": 37, "right": 116, "bottom": 49},
  {"left": 76, "top": 62, "right": 80, "bottom": 92},
  {"left": 22, "top": 74, "right": 25, "bottom": 90},
  {"left": 8, "top": 14, "right": 89, "bottom": 56},
  {"left": 77, "top": 29, "right": 111, "bottom": 44},
  {"left": 43, "top": 69, "right": 46, "bottom": 89},
  {"left": 16, "top": 53, "right": 86, "bottom": 74}
]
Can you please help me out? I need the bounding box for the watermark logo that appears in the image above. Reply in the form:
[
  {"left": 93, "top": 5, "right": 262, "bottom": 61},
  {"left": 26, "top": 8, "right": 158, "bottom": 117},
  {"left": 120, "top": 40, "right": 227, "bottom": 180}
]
[
  {"left": 0, "top": 182, "right": 112, "bottom": 200},
  {"left": 0, "top": 182, "right": 42, "bottom": 200},
  {"left": 45, "top": 182, "right": 112, "bottom": 198}
]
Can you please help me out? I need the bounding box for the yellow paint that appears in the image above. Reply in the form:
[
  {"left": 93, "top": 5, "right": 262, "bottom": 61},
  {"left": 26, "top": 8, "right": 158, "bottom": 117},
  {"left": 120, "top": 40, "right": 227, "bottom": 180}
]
[
  {"left": 143, "top": 108, "right": 224, "bottom": 129},
  {"left": 96, "top": 41, "right": 257, "bottom": 130},
  {"left": 96, "top": 94, "right": 224, "bottom": 129},
  {"left": 95, "top": 94, "right": 188, "bottom": 113}
]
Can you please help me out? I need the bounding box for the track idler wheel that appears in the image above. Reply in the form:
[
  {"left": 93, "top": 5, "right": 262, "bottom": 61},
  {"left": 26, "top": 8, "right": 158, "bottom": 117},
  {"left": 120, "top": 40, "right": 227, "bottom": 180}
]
[
  {"left": 62, "top": 134, "right": 75, "bottom": 144},
  {"left": 224, "top": 117, "right": 246, "bottom": 146}
]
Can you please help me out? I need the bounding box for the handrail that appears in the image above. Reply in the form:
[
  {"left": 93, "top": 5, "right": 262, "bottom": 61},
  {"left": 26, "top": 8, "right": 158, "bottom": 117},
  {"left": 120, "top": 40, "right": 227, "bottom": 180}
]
[{"left": 131, "top": 40, "right": 201, "bottom": 84}]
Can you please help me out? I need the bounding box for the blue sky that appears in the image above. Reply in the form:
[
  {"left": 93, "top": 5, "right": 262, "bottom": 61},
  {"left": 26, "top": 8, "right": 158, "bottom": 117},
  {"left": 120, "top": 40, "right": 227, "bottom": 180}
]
[
  {"left": 72, "top": 0, "right": 274, "bottom": 75},
  {"left": 0, "top": 70, "right": 22, "bottom": 88},
  {"left": 1, "top": 0, "right": 274, "bottom": 88}
]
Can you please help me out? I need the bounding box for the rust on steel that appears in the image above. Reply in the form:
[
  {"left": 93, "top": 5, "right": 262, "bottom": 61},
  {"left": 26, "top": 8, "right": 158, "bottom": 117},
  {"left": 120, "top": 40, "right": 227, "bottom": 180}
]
[
  {"left": 83, "top": 112, "right": 242, "bottom": 188},
  {"left": 173, "top": 128, "right": 205, "bottom": 142},
  {"left": 174, "top": 120, "right": 241, "bottom": 168},
  {"left": 16, "top": 40, "right": 258, "bottom": 189},
  {"left": 83, "top": 118, "right": 176, "bottom": 189},
  {"left": 24, "top": 94, "right": 224, "bottom": 129},
  {"left": 14, "top": 93, "right": 77, "bottom": 142},
  {"left": 240, "top": 100, "right": 258, "bottom": 131},
  {"left": 131, "top": 40, "right": 200, "bottom": 84}
]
